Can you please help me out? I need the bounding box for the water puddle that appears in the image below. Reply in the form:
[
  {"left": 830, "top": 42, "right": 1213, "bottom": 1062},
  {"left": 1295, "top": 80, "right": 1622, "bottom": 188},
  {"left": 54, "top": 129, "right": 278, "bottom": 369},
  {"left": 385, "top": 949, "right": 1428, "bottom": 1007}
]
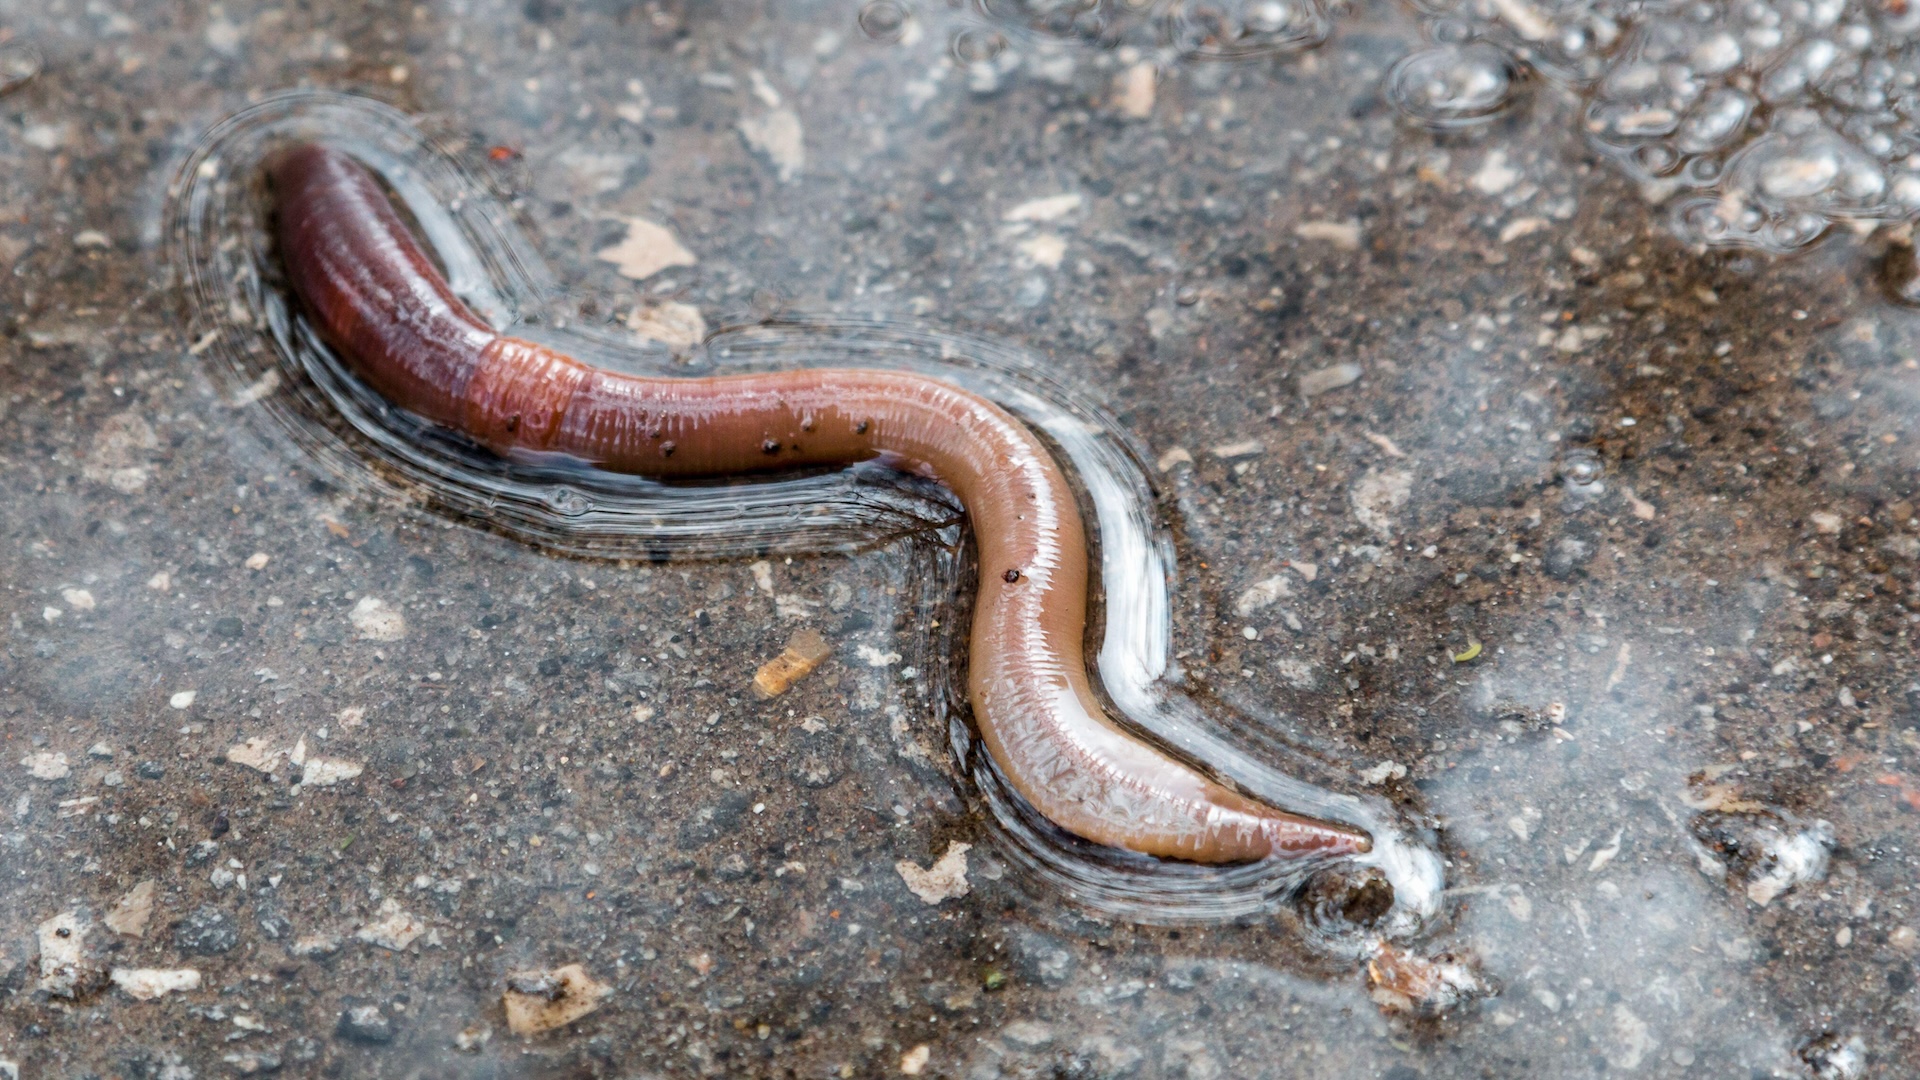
[{"left": 1, "top": 0, "right": 1917, "bottom": 1077}]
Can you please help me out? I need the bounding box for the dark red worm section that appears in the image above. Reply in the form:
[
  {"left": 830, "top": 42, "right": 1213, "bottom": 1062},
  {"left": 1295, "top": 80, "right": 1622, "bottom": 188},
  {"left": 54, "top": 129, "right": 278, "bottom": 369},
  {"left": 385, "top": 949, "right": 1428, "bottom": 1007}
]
[{"left": 272, "top": 144, "right": 1370, "bottom": 863}]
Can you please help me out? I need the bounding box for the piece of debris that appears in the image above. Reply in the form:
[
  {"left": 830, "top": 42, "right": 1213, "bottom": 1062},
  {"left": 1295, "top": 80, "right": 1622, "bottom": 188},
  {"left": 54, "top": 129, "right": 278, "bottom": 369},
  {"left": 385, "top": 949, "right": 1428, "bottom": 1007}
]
[
  {"left": 82, "top": 412, "right": 158, "bottom": 494},
  {"left": 290, "top": 933, "right": 343, "bottom": 958},
  {"left": 1003, "top": 193, "right": 1082, "bottom": 223},
  {"left": 349, "top": 596, "right": 406, "bottom": 641},
  {"left": 1359, "top": 761, "right": 1407, "bottom": 784},
  {"left": 302, "top": 756, "right": 363, "bottom": 786},
  {"left": 596, "top": 217, "right": 697, "bottom": 281},
  {"left": 293, "top": 736, "right": 364, "bottom": 788},
  {"left": 105, "top": 880, "right": 157, "bottom": 937},
  {"left": 226, "top": 738, "right": 286, "bottom": 774},
  {"left": 1365, "top": 941, "right": 1491, "bottom": 1016},
  {"left": 900, "top": 1044, "right": 933, "bottom": 1075},
  {"left": 1588, "top": 828, "right": 1624, "bottom": 872},
  {"left": 1624, "top": 487, "right": 1657, "bottom": 521},
  {"left": 1810, "top": 510, "right": 1844, "bottom": 535},
  {"left": 1210, "top": 439, "right": 1264, "bottom": 460},
  {"left": 1452, "top": 641, "right": 1483, "bottom": 664},
  {"left": 502, "top": 963, "right": 615, "bottom": 1036},
  {"left": 1471, "top": 149, "right": 1521, "bottom": 195},
  {"left": 61, "top": 588, "right": 95, "bottom": 611},
  {"left": 1606, "top": 1003, "right": 1658, "bottom": 1071},
  {"left": 1155, "top": 446, "right": 1193, "bottom": 472},
  {"left": 244, "top": 552, "right": 270, "bottom": 570},
  {"left": 1014, "top": 232, "right": 1067, "bottom": 269},
  {"left": 1112, "top": 60, "right": 1155, "bottom": 118},
  {"left": 1295, "top": 220, "right": 1362, "bottom": 250},
  {"left": 21, "top": 751, "right": 69, "bottom": 780},
  {"left": 1693, "top": 811, "right": 1835, "bottom": 906},
  {"left": 626, "top": 301, "right": 707, "bottom": 349},
  {"left": 455, "top": 1024, "right": 493, "bottom": 1051},
  {"left": 355, "top": 899, "right": 426, "bottom": 951},
  {"left": 1500, "top": 216, "right": 1550, "bottom": 242},
  {"left": 1233, "top": 575, "right": 1292, "bottom": 617},
  {"left": 739, "top": 107, "right": 805, "bottom": 182},
  {"left": 1299, "top": 362, "right": 1363, "bottom": 397},
  {"left": 856, "top": 644, "right": 902, "bottom": 667},
  {"left": 1351, "top": 468, "right": 1413, "bottom": 539},
  {"left": 753, "top": 628, "right": 833, "bottom": 699},
  {"left": 110, "top": 967, "right": 201, "bottom": 1001},
  {"left": 1800, "top": 1032, "right": 1866, "bottom": 1080},
  {"left": 896, "top": 841, "right": 972, "bottom": 904},
  {"left": 38, "top": 910, "right": 105, "bottom": 997}
]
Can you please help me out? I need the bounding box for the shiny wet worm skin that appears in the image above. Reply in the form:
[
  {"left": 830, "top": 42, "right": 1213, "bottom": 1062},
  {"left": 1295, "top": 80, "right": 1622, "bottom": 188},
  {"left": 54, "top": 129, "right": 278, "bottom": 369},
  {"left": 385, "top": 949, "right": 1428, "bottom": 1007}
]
[{"left": 270, "top": 143, "right": 1371, "bottom": 864}]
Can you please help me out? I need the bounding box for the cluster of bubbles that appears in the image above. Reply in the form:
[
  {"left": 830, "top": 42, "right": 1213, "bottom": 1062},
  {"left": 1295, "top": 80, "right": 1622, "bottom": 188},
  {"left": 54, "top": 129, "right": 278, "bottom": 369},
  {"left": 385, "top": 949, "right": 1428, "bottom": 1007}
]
[
  {"left": 864, "top": 0, "right": 1920, "bottom": 265},
  {"left": 859, "top": 0, "right": 1335, "bottom": 63},
  {"left": 1406, "top": 0, "right": 1920, "bottom": 253},
  {"left": 1595, "top": 1, "right": 1919, "bottom": 250}
]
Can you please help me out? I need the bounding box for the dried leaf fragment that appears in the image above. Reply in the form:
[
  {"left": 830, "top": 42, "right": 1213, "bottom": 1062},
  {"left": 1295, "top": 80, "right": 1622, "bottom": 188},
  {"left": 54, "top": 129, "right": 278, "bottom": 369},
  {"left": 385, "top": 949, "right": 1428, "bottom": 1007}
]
[
  {"left": 595, "top": 217, "right": 697, "bottom": 281},
  {"left": 896, "top": 841, "right": 972, "bottom": 904},
  {"left": 105, "top": 880, "right": 157, "bottom": 937},
  {"left": 1366, "top": 941, "right": 1490, "bottom": 1016},
  {"left": 502, "top": 963, "right": 613, "bottom": 1036}
]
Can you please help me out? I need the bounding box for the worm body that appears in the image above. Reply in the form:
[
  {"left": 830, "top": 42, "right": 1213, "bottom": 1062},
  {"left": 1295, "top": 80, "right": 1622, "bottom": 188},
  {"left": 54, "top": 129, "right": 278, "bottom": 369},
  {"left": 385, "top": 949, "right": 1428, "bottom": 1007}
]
[{"left": 271, "top": 144, "right": 1369, "bottom": 863}]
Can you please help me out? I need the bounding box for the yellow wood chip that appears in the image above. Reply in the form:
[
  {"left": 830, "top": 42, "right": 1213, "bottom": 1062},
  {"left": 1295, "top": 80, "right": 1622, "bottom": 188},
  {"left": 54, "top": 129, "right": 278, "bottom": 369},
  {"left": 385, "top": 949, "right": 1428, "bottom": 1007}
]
[{"left": 752, "top": 629, "right": 832, "bottom": 699}]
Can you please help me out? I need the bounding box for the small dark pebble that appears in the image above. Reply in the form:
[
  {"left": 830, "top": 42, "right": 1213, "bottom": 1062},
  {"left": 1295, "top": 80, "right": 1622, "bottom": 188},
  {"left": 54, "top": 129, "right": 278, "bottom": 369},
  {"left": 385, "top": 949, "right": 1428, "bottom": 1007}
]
[
  {"left": 1545, "top": 536, "right": 1592, "bottom": 580},
  {"left": 257, "top": 909, "right": 293, "bottom": 941},
  {"left": 336, "top": 1002, "right": 395, "bottom": 1044},
  {"left": 1883, "top": 244, "right": 1920, "bottom": 308},
  {"left": 174, "top": 905, "right": 239, "bottom": 956},
  {"left": 135, "top": 761, "right": 165, "bottom": 780}
]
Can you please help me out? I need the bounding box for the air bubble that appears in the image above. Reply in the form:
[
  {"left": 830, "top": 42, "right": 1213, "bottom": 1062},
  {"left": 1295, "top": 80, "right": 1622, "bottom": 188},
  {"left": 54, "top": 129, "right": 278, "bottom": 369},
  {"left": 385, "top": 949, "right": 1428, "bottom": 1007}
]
[
  {"left": 1560, "top": 449, "right": 1606, "bottom": 501},
  {"left": 546, "top": 486, "right": 595, "bottom": 517},
  {"left": 1386, "top": 43, "right": 1520, "bottom": 130},
  {"left": 858, "top": 0, "right": 912, "bottom": 42},
  {"left": 0, "top": 43, "right": 42, "bottom": 98},
  {"left": 1166, "top": 0, "right": 1331, "bottom": 60},
  {"left": 951, "top": 26, "right": 1010, "bottom": 63},
  {"left": 1633, "top": 142, "right": 1680, "bottom": 175},
  {"left": 1684, "top": 156, "right": 1723, "bottom": 184},
  {"left": 1674, "top": 87, "right": 1753, "bottom": 153}
]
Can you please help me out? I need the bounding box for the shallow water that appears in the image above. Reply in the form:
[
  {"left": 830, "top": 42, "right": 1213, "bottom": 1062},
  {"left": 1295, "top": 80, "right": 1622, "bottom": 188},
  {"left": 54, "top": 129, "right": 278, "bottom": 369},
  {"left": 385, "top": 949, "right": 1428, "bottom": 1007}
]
[{"left": 2, "top": 0, "right": 1919, "bottom": 1077}]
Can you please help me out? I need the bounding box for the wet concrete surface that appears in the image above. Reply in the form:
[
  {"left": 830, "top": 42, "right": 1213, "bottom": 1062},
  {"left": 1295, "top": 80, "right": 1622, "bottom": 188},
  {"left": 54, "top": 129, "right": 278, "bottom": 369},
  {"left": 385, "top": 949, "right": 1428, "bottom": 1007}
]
[{"left": 3, "top": 1, "right": 1920, "bottom": 1076}]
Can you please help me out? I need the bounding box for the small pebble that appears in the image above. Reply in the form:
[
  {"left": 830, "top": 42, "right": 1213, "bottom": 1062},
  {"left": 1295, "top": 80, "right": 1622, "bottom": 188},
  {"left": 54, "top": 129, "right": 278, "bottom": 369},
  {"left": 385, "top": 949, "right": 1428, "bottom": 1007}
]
[{"left": 336, "top": 1003, "right": 395, "bottom": 1044}]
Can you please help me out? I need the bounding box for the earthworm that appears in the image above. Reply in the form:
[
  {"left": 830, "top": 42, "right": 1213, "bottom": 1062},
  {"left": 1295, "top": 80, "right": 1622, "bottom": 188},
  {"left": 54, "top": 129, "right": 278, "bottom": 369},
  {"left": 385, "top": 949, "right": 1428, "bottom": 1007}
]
[{"left": 270, "top": 143, "right": 1370, "bottom": 863}]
